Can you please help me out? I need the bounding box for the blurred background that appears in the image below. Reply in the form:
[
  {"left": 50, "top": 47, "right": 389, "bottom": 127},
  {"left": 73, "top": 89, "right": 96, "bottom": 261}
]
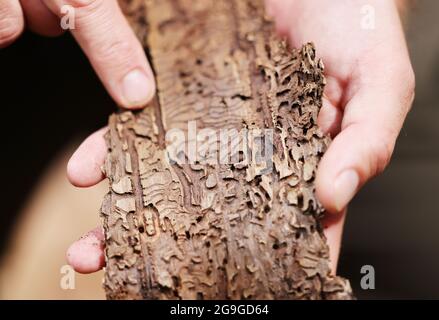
[{"left": 0, "top": 1, "right": 438, "bottom": 299}]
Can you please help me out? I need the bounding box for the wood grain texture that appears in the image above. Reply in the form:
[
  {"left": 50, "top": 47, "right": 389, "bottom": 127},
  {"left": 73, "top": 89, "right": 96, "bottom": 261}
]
[{"left": 101, "top": 0, "right": 353, "bottom": 300}]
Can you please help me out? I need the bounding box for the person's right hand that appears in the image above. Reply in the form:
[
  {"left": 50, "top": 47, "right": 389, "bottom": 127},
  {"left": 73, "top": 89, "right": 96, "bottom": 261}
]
[
  {"left": 1, "top": 0, "right": 156, "bottom": 108},
  {"left": 1, "top": 0, "right": 156, "bottom": 273}
]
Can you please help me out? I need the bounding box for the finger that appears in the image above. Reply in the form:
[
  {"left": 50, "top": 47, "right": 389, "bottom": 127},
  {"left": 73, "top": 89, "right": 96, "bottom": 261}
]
[
  {"left": 316, "top": 68, "right": 415, "bottom": 214},
  {"left": 0, "top": 0, "right": 25, "bottom": 48},
  {"left": 66, "top": 227, "right": 105, "bottom": 274},
  {"left": 19, "top": 0, "right": 64, "bottom": 37},
  {"left": 43, "top": 0, "right": 155, "bottom": 109},
  {"left": 67, "top": 127, "right": 107, "bottom": 187},
  {"left": 322, "top": 209, "right": 346, "bottom": 274}
]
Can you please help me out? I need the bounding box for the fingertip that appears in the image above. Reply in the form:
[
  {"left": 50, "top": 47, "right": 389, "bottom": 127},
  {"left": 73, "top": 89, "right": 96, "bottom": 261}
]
[
  {"left": 119, "top": 69, "right": 156, "bottom": 109},
  {"left": 66, "top": 228, "right": 105, "bottom": 274},
  {"left": 67, "top": 150, "right": 105, "bottom": 188},
  {"left": 67, "top": 128, "right": 108, "bottom": 187},
  {"left": 316, "top": 131, "right": 360, "bottom": 214},
  {"left": 317, "top": 123, "right": 382, "bottom": 214},
  {"left": 44, "top": 0, "right": 157, "bottom": 110},
  {"left": 315, "top": 169, "right": 339, "bottom": 214},
  {"left": 66, "top": 155, "right": 91, "bottom": 188}
]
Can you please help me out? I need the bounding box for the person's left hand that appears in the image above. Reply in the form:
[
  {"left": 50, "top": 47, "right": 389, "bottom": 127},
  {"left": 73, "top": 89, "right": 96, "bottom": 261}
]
[
  {"left": 1, "top": 0, "right": 156, "bottom": 274},
  {"left": 266, "top": 0, "right": 415, "bottom": 271}
]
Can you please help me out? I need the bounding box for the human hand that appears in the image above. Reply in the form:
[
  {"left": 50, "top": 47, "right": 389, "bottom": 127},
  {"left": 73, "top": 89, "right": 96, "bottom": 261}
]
[
  {"left": 0, "top": 0, "right": 155, "bottom": 273},
  {"left": 65, "top": 0, "right": 415, "bottom": 274},
  {"left": 266, "top": 0, "right": 415, "bottom": 270},
  {"left": 0, "top": 0, "right": 155, "bottom": 108}
]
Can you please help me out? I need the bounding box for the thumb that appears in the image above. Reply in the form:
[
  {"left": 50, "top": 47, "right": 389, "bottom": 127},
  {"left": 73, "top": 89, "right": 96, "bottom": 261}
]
[{"left": 316, "top": 71, "right": 415, "bottom": 214}]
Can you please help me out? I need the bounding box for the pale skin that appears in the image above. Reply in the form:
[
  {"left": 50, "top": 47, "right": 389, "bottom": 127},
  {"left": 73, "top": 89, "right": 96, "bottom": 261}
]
[{"left": 1, "top": 0, "right": 414, "bottom": 275}]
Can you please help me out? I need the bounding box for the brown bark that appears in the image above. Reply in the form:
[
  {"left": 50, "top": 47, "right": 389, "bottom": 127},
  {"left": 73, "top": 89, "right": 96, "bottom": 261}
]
[{"left": 101, "top": 0, "right": 353, "bottom": 300}]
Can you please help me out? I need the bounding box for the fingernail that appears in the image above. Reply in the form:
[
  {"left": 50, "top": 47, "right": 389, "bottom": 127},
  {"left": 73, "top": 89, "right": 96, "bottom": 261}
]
[
  {"left": 121, "top": 69, "right": 153, "bottom": 108},
  {"left": 333, "top": 170, "right": 359, "bottom": 211}
]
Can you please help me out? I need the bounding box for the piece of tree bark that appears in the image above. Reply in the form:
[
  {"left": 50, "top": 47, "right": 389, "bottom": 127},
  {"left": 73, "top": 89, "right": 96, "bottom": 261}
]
[{"left": 101, "top": 0, "right": 354, "bottom": 300}]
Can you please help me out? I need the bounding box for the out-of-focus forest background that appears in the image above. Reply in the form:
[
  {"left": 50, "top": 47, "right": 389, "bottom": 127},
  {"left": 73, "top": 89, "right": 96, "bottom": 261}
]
[{"left": 0, "top": 1, "right": 438, "bottom": 299}]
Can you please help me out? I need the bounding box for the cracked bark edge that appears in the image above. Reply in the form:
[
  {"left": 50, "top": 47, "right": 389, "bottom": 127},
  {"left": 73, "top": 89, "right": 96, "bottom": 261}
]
[{"left": 101, "top": 0, "right": 354, "bottom": 300}]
